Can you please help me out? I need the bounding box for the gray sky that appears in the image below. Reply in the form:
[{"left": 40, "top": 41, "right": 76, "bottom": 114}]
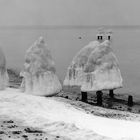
[{"left": 0, "top": 0, "right": 139, "bottom": 26}]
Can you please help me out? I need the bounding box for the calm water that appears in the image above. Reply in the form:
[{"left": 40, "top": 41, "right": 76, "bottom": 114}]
[{"left": 0, "top": 26, "right": 140, "bottom": 98}]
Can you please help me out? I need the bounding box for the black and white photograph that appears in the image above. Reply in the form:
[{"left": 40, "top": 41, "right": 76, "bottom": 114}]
[{"left": 0, "top": 0, "right": 140, "bottom": 139}]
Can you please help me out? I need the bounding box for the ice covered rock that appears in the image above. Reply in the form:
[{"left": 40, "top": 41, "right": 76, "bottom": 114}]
[
  {"left": 64, "top": 29, "right": 122, "bottom": 92},
  {"left": 0, "top": 47, "right": 9, "bottom": 90},
  {"left": 63, "top": 41, "right": 100, "bottom": 86},
  {"left": 81, "top": 40, "right": 123, "bottom": 92},
  {"left": 21, "top": 37, "right": 62, "bottom": 96}
]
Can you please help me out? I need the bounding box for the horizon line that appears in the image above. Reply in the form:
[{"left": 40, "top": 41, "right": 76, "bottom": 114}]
[{"left": 0, "top": 25, "right": 140, "bottom": 30}]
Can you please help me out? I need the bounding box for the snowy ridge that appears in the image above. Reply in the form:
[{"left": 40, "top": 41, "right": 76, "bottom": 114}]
[{"left": 0, "top": 88, "right": 140, "bottom": 140}]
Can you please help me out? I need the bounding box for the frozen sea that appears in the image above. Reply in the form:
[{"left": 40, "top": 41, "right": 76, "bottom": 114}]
[{"left": 0, "top": 25, "right": 140, "bottom": 98}]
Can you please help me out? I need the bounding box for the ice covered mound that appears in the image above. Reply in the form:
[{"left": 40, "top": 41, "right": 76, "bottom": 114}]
[
  {"left": 0, "top": 47, "right": 9, "bottom": 90},
  {"left": 20, "top": 37, "right": 62, "bottom": 96},
  {"left": 81, "top": 40, "right": 123, "bottom": 91},
  {"left": 63, "top": 41, "right": 100, "bottom": 86},
  {"left": 64, "top": 35, "right": 122, "bottom": 92}
]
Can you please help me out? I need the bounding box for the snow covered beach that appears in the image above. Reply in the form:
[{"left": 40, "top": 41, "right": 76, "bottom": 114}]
[
  {"left": 0, "top": 88, "right": 140, "bottom": 140},
  {"left": 0, "top": 33, "right": 139, "bottom": 140}
]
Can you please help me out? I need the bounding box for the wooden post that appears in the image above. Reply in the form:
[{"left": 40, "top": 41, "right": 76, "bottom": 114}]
[
  {"left": 109, "top": 89, "right": 114, "bottom": 98},
  {"left": 128, "top": 95, "right": 133, "bottom": 107},
  {"left": 96, "top": 91, "right": 103, "bottom": 106},
  {"left": 81, "top": 91, "right": 87, "bottom": 102}
]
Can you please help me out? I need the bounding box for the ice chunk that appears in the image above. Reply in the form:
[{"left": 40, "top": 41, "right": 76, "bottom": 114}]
[
  {"left": 0, "top": 47, "right": 9, "bottom": 90},
  {"left": 63, "top": 41, "right": 100, "bottom": 86},
  {"left": 21, "top": 37, "right": 62, "bottom": 96},
  {"left": 81, "top": 40, "right": 123, "bottom": 91}
]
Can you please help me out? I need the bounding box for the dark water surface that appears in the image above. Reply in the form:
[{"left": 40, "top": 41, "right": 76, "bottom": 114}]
[{"left": 0, "top": 26, "right": 140, "bottom": 98}]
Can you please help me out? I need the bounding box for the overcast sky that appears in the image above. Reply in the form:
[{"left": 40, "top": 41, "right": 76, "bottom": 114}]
[{"left": 0, "top": 0, "right": 139, "bottom": 26}]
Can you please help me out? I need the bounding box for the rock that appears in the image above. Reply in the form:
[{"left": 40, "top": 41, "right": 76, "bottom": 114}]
[
  {"left": 63, "top": 41, "right": 100, "bottom": 86},
  {"left": 81, "top": 40, "right": 123, "bottom": 92},
  {"left": 20, "top": 37, "right": 62, "bottom": 96},
  {"left": 0, "top": 47, "right": 9, "bottom": 90}
]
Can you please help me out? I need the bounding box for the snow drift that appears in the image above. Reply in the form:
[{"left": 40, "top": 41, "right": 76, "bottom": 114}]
[
  {"left": 0, "top": 88, "right": 140, "bottom": 140},
  {"left": 20, "top": 37, "right": 62, "bottom": 96}
]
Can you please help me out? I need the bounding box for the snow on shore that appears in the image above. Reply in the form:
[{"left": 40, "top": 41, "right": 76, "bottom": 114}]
[{"left": 0, "top": 88, "right": 140, "bottom": 140}]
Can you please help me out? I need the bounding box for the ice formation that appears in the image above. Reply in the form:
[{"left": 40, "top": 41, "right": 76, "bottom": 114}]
[
  {"left": 0, "top": 47, "right": 9, "bottom": 90},
  {"left": 81, "top": 40, "right": 123, "bottom": 91},
  {"left": 63, "top": 41, "right": 100, "bottom": 86},
  {"left": 20, "top": 37, "right": 62, "bottom": 96},
  {"left": 64, "top": 30, "right": 123, "bottom": 92}
]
